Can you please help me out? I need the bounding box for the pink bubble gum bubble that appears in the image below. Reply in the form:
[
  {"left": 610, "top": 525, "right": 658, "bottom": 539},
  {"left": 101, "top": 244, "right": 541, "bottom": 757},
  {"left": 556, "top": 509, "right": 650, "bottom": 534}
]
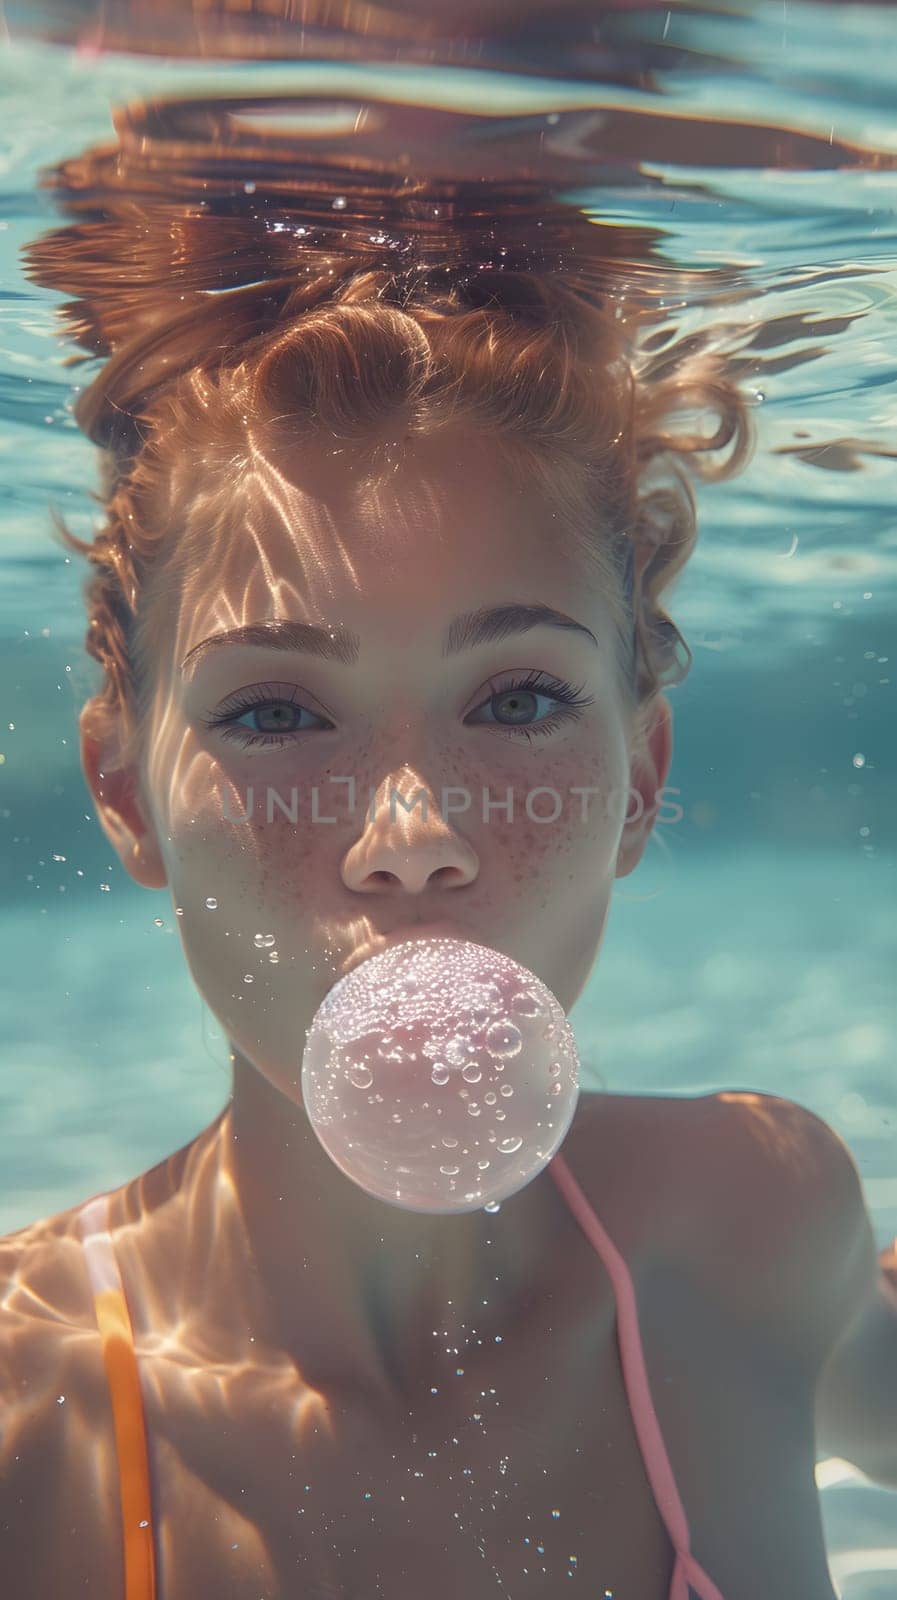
[{"left": 301, "top": 936, "right": 580, "bottom": 1215}]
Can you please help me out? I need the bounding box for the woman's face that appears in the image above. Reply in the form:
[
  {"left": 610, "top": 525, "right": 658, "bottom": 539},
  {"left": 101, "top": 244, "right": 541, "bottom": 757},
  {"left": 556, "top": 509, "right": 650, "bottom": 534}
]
[{"left": 87, "top": 424, "right": 671, "bottom": 1107}]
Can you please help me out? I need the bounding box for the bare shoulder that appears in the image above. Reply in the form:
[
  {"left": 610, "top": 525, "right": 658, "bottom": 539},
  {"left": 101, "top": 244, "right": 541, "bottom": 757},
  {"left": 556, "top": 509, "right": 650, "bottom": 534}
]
[
  {"left": 571, "top": 1087, "right": 723, "bottom": 1259},
  {"left": 618, "top": 1085, "right": 858, "bottom": 1225},
  {"left": 660, "top": 1089, "right": 876, "bottom": 1366},
  {"left": 566, "top": 1085, "right": 855, "bottom": 1258},
  {"left": 0, "top": 1197, "right": 110, "bottom": 1424},
  {"left": 0, "top": 1200, "right": 102, "bottom": 1344},
  {"left": 695, "top": 1087, "right": 867, "bottom": 1253},
  {"left": 0, "top": 1205, "right": 124, "bottom": 1591},
  {"left": 572, "top": 1093, "right": 850, "bottom": 1595}
]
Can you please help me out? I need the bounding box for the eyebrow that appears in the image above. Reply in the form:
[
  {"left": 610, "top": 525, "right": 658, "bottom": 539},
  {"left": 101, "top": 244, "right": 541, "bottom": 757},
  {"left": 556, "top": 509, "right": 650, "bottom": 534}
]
[{"left": 179, "top": 603, "right": 599, "bottom": 675}]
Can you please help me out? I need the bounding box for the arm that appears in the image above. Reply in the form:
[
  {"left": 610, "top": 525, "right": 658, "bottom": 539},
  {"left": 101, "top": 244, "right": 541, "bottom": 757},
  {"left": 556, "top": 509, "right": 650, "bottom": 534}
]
[
  {"left": 810, "top": 1144, "right": 897, "bottom": 1488},
  {"left": 879, "top": 1233, "right": 897, "bottom": 1293},
  {"left": 709, "top": 1092, "right": 897, "bottom": 1488}
]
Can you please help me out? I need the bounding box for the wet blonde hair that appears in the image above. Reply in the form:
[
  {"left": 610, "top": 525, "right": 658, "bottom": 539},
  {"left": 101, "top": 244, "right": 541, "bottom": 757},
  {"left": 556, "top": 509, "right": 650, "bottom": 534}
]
[{"left": 47, "top": 262, "right": 755, "bottom": 768}]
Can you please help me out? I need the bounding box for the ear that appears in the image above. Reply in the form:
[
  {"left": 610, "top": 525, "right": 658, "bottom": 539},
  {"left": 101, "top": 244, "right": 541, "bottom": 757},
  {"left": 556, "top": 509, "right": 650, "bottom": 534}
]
[
  {"left": 615, "top": 693, "right": 674, "bottom": 880},
  {"left": 79, "top": 700, "right": 168, "bottom": 890}
]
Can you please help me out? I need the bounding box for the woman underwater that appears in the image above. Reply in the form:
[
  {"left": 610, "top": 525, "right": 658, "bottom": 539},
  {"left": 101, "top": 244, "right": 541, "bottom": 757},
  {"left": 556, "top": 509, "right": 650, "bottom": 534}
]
[{"left": 2, "top": 122, "right": 897, "bottom": 1599}]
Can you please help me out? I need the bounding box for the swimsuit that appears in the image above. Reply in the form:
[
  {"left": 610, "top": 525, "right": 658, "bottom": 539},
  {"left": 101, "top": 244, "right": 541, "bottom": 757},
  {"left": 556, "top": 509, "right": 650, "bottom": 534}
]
[
  {"left": 78, "top": 1151, "right": 726, "bottom": 1600},
  {"left": 549, "top": 1153, "right": 726, "bottom": 1600},
  {"left": 78, "top": 1193, "right": 156, "bottom": 1600}
]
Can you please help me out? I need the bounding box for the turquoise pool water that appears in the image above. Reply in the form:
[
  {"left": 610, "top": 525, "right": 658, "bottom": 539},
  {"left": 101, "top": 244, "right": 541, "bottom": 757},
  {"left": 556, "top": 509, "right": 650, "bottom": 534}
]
[{"left": 1, "top": 4, "right": 895, "bottom": 1592}]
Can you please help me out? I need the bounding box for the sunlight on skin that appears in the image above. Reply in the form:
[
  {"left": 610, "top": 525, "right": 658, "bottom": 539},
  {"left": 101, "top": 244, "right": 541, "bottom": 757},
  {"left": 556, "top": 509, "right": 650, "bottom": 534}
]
[
  {"left": 78, "top": 422, "right": 670, "bottom": 1395},
  {"left": 0, "top": 424, "right": 675, "bottom": 1593}
]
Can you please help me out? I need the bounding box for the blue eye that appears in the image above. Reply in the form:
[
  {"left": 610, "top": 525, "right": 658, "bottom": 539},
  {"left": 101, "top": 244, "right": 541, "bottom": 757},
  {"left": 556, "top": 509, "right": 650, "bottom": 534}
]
[
  {"left": 467, "top": 672, "right": 594, "bottom": 741},
  {"left": 199, "top": 682, "right": 331, "bottom": 750},
  {"left": 200, "top": 671, "right": 593, "bottom": 750}
]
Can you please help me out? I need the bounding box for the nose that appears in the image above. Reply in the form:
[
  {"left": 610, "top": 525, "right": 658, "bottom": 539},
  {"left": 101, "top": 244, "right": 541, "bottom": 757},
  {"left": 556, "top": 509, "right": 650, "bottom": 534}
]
[{"left": 340, "top": 774, "right": 479, "bottom": 896}]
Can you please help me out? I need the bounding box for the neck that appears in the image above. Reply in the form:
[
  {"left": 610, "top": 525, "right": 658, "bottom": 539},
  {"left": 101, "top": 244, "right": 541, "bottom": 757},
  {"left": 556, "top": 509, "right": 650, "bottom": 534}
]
[{"left": 197, "top": 1052, "right": 568, "bottom": 1402}]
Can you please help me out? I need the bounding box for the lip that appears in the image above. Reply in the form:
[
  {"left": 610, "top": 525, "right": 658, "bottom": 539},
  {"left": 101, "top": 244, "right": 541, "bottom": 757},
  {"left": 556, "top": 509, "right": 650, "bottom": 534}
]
[
  {"left": 383, "top": 922, "right": 466, "bottom": 948},
  {"left": 345, "top": 922, "right": 469, "bottom": 975}
]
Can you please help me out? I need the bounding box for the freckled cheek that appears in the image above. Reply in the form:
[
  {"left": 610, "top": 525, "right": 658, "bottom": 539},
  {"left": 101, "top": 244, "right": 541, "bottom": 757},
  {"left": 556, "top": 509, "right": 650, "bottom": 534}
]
[
  {"left": 159, "top": 736, "right": 624, "bottom": 901},
  {"left": 549, "top": 746, "right": 624, "bottom": 833},
  {"left": 157, "top": 760, "right": 328, "bottom": 907},
  {"left": 172, "top": 812, "right": 330, "bottom": 907},
  {"left": 485, "top": 746, "right": 623, "bottom": 859},
  {"left": 160, "top": 804, "right": 335, "bottom": 1044},
  {"left": 252, "top": 822, "right": 329, "bottom": 913}
]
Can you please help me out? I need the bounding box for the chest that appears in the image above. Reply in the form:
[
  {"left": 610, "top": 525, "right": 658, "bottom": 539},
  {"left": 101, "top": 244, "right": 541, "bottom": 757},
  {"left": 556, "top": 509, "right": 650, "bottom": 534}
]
[
  {"left": 139, "top": 1246, "right": 837, "bottom": 1600},
  {"left": 145, "top": 1298, "right": 675, "bottom": 1599}
]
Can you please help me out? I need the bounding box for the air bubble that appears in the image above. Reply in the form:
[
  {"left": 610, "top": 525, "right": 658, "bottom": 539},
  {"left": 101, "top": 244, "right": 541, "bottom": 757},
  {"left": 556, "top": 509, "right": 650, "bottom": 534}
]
[
  {"left": 300, "top": 935, "right": 580, "bottom": 1212},
  {"left": 485, "top": 1021, "right": 523, "bottom": 1058},
  {"left": 444, "top": 1035, "right": 471, "bottom": 1066},
  {"left": 205, "top": 896, "right": 218, "bottom": 910},
  {"left": 497, "top": 1135, "right": 523, "bottom": 1155}
]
